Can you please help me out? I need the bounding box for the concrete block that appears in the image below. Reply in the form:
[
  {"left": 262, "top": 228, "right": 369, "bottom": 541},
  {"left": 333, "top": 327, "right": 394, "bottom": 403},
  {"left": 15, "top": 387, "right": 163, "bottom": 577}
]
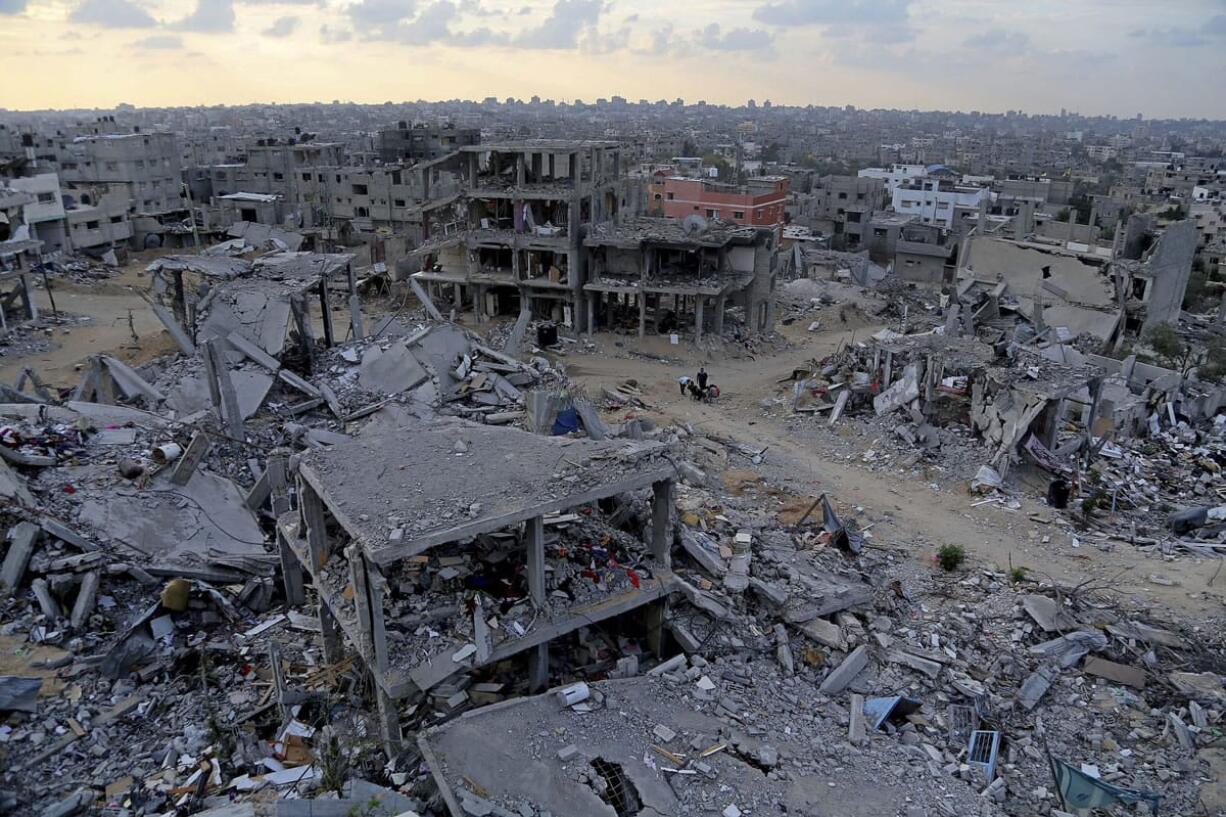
[{"left": 819, "top": 645, "right": 869, "bottom": 694}]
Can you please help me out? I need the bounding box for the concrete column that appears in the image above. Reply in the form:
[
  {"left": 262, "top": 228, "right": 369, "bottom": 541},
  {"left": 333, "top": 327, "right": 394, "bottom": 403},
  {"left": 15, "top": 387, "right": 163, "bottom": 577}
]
[
  {"left": 528, "top": 643, "right": 549, "bottom": 692},
  {"left": 525, "top": 515, "right": 546, "bottom": 607},
  {"left": 375, "top": 688, "right": 401, "bottom": 757},
  {"left": 714, "top": 295, "right": 726, "bottom": 335},
  {"left": 298, "top": 479, "right": 330, "bottom": 571},
  {"left": 638, "top": 293, "right": 646, "bottom": 338},
  {"left": 453, "top": 283, "right": 462, "bottom": 311},
  {"left": 318, "top": 279, "right": 335, "bottom": 347},
  {"left": 644, "top": 601, "right": 666, "bottom": 657},
  {"left": 347, "top": 550, "right": 376, "bottom": 667},
  {"left": 695, "top": 297, "right": 705, "bottom": 342},
  {"left": 651, "top": 479, "right": 673, "bottom": 567},
  {"left": 472, "top": 285, "right": 482, "bottom": 324},
  {"left": 202, "top": 338, "right": 244, "bottom": 440},
  {"left": 276, "top": 528, "right": 305, "bottom": 607},
  {"left": 317, "top": 600, "right": 345, "bottom": 665},
  {"left": 586, "top": 292, "right": 596, "bottom": 336}
]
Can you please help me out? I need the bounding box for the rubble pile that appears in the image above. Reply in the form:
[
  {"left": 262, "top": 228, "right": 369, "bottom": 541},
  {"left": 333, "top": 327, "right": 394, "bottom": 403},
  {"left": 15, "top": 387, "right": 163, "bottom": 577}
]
[{"left": 2, "top": 243, "right": 1225, "bottom": 817}]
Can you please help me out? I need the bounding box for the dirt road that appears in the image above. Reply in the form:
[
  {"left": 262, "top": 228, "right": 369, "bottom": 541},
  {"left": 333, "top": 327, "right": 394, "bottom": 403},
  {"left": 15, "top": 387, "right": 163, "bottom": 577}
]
[
  {"left": 564, "top": 321, "right": 1225, "bottom": 620},
  {"left": 0, "top": 265, "right": 174, "bottom": 388},
  {"left": 3, "top": 274, "right": 1220, "bottom": 618}
]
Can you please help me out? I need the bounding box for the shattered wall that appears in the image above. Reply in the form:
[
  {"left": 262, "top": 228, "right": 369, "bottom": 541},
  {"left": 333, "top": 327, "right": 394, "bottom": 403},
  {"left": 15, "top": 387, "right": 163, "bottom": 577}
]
[{"left": 1140, "top": 220, "right": 1197, "bottom": 332}]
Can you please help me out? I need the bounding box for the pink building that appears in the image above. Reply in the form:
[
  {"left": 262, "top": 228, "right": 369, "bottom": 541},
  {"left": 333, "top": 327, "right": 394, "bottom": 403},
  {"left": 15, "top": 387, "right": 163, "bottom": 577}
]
[{"left": 659, "top": 176, "right": 788, "bottom": 226}]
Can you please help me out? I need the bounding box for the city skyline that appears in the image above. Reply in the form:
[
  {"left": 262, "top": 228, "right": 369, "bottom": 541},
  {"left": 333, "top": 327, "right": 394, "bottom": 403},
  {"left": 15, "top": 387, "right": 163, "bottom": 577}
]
[{"left": 1, "top": 0, "right": 1224, "bottom": 118}]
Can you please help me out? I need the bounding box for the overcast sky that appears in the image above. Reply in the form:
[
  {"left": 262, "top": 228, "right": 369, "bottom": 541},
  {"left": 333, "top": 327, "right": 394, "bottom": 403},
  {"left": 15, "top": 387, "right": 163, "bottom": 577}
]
[{"left": 1, "top": 0, "right": 1223, "bottom": 117}]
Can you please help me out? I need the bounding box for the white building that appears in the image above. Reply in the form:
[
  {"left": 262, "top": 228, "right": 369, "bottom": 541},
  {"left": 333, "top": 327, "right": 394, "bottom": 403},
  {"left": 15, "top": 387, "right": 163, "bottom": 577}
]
[
  {"left": 857, "top": 163, "right": 934, "bottom": 194},
  {"left": 891, "top": 178, "right": 991, "bottom": 229},
  {"left": 8, "top": 172, "right": 69, "bottom": 254}
]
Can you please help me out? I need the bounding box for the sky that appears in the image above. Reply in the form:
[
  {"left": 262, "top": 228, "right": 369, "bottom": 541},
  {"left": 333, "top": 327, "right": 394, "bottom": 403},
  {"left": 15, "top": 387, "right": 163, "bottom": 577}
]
[{"left": 0, "top": 0, "right": 1224, "bottom": 118}]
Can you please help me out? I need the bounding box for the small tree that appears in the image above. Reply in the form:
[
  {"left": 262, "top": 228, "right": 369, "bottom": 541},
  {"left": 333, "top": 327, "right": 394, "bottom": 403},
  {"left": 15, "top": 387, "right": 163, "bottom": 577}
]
[
  {"left": 1199, "top": 336, "right": 1226, "bottom": 382},
  {"left": 1144, "top": 322, "right": 1193, "bottom": 372}
]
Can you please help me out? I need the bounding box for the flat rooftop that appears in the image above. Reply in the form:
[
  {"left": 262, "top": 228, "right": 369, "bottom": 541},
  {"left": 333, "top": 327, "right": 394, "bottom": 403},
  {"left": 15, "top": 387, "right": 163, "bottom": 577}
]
[
  {"left": 420, "top": 676, "right": 795, "bottom": 817},
  {"left": 585, "top": 217, "right": 758, "bottom": 249},
  {"left": 461, "top": 139, "right": 620, "bottom": 153},
  {"left": 297, "top": 417, "right": 676, "bottom": 566}
]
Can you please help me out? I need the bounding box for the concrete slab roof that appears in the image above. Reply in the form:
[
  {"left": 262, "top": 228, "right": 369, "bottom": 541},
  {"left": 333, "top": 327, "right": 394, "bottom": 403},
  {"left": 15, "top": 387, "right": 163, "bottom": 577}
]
[
  {"left": 420, "top": 676, "right": 795, "bottom": 817},
  {"left": 873, "top": 331, "right": 997, "bottom": 369},
  {"left": 297, "top": 417, "right": 676, "bottom": 565},
  {"left": 461, "top": 139, "right": 620, "bottom": 153},
  {"left": 585, "top": 217, "right": 757, "bottom": 249}
]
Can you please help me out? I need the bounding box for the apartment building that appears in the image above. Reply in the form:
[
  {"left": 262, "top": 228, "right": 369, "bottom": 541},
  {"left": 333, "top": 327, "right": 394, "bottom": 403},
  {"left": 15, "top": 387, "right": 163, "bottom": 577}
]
[
  {"left": 376, "top": 123, "right": 479, "bottom": 165},
  {"left": 658, "top": 176, "right": 788, "bottom": 227},
  {"left": 59, "top": 132, "right": 185, "bottom": 216},
  {"left": 3, "top": 169, "right": 132, "bottom": 255},
  {"left": 583, "top": 217, "right": 779, "bottom": 338},
  {"left": 412, "top": 140, "right": 636, "bottom": 329},
  {"left": 892, "top": 177, "right": 991, "bottom": 229},
  {"left": 804, "top": 174, "right": 886, "bottom": 249}
]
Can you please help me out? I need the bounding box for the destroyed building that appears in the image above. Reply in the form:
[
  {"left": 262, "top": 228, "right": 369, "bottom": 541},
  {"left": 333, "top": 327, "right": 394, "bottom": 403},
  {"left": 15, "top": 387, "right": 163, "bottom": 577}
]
[
  {"left": 583, "top": 217, "right": 778, "bottom": 339},
  {"left": 410, "top": 140, "right": 637, "bottom": 329},
  {"left": 279, "top": 419, "right": 677, "bottom": 751}
]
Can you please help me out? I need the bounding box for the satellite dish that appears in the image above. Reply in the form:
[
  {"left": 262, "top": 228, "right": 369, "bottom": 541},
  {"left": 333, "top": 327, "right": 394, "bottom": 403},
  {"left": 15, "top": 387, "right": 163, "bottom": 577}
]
[{"left": 683, "top": 214, "right": 708, "bottom": 234}]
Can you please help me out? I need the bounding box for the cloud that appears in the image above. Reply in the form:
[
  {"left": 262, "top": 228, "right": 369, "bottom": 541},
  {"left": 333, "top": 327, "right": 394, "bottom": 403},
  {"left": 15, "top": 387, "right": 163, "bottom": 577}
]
[
  {"left": 398, "top": 0, "right": 458, "bottom": 43},
  {"left": 0, "top": 0, "right": 27, "bottom": 14},
  {"left": 347, "top": 0, "right": 415, "bottom": 32},
  {"left": 263, "top": 15, "right": 299, "bottom": 36},
  {"left": 695, "top": 22, "right": 773, "bottom": 52},
  {"left": 134, "top": 33, "right": 183, "bottom": 47},
  {"left": 171, "top": 0, "right": 235, "bottom": 31},
  {"left": 579, "top": 22, "right": 629, "bottom": 54},
  {"left": 1130, "top": 11, "right": 1226, "bottom": 48},
  {"left": 753, "top": 0, "right": 910, "bottom": 26},
  {"left": 963, "top": 29, "right": 1030, "bottom": 49},
  {"left": 69, "top": 0, "right": 158, "bottom": 28},
  {"left": 514, "top": 0, "right": 602, "bottom": 48},
  {"left": 320, "top": 23, "right": 352, "bottom": 42}
]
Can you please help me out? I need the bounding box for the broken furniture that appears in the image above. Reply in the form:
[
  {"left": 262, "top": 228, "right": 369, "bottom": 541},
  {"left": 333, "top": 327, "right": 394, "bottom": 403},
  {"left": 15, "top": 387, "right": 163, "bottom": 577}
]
[{"left": 278, "top": 416, "right": 678, "bottom": 753}]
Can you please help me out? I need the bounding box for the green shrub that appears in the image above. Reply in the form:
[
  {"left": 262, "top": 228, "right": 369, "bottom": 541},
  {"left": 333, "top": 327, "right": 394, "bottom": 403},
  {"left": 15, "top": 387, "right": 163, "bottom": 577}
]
[{"left": 937, "top": 544, "right": 966, "bottom": 572}]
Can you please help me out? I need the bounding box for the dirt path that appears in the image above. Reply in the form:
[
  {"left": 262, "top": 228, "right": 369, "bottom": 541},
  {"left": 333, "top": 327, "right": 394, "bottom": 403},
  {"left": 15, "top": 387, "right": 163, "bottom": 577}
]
[
  {"left": 564, "top": 323, "right": 1226, "bottom": 620},
  {"left": 0, "top": 266, "right": 174, "bottom": 389},
  {"left": 4, "top": 270, "right": 1220, "bottom": 619}
]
